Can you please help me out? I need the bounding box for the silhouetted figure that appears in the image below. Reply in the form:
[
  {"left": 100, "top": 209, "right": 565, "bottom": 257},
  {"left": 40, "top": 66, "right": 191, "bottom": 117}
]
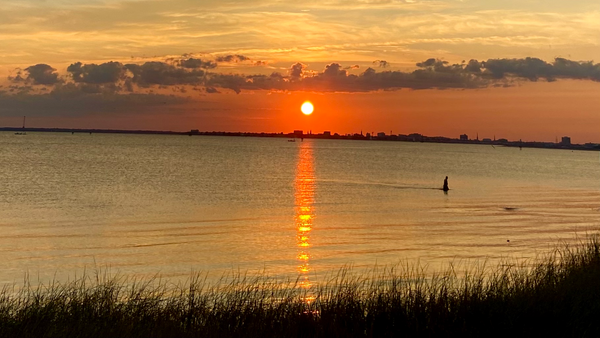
[{"left": 443, "top": 176, "right": 449, "bottom": 191}]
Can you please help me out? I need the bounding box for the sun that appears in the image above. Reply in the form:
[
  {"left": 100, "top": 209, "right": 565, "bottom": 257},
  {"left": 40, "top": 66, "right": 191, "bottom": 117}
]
[{"left": 301, "top": 101, "right": 314, "bottom": 115}]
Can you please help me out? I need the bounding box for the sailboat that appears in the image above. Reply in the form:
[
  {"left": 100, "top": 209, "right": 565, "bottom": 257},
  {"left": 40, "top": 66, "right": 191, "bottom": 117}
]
[{"left": 14, "top": 116, "right": 26, "bottom": 135}]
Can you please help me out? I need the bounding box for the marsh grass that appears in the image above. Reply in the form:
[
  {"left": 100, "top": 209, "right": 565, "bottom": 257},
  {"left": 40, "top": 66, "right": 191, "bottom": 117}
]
[{"left": 1, "top": 237, "right": 599, "bottom": 337}]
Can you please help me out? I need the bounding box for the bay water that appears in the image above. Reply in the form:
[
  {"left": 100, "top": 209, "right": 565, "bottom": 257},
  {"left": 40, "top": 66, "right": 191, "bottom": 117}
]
[{"left": 1, "top": 132, "right": 599, "bottom": 287}]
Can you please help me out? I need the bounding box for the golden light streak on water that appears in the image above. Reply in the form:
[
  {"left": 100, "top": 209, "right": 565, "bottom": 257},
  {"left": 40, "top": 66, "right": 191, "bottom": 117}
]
[
  {"left": 299, "top": 263, "right": 310, "bottom": 273},
  {"left": 297, "top": 253, "right": 310, "bottom": 260},
  {"left": 294, "top": 141, "right": 315, "bottom": 295}
]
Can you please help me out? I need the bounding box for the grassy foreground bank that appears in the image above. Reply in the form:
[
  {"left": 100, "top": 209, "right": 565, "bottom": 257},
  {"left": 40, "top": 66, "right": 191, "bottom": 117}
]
[{"left": 1, "top": 238, "right": 599, "bottom": 338}]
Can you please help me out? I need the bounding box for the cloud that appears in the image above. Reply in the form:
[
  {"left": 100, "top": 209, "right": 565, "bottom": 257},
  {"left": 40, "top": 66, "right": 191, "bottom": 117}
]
[
  {"left": 197, "top": 60, "right": 486, "bottom": 93},
  {"left": 11, "top": 64, "right": 61, "bottom": 85},
  {"left": 416, "top": 58, "right": 440, "bottom": 68},
  {"left": 483, "top": 57, "right": 553, "bottom": 81},
  {"left": 7, "top": 69, "right": 25, "bottom": 82},
  {"left": 244, "top": 72, "right": 289, "bottom": 91},
  {"left": 415, "top": 58, "right": 463, "bottom": 73},
  {"left": 124, "top": 79, "right": 134, "bottom": 92},
  {"left": 295, "top": 60, "right": 485, "bottom": 91},
  {"left": 373, "top": 60, "right": 389, "bottom": 68},
  {"left": 67, "top": 61, "right": 126, "bottom": 84},
  {"left": 205, "top": 73, "right": 252, "bottom": 94},
  {"left": 2, "top": 0, "right": 598, "bottom": 70},
  {"left": 124, "top": 62, "right": 205, "bottom": 86},
  {"left": 482, "top": 57, "right": 600, "bottom": 82},
  {"left": 63, "top": 60, "right": 212, "bottom": 87},
  {"left": 464, "top": 59, "right": 483, "bottom": 73},
  {"left": 0, "top": 85, "right": 188, "bottom": 117},
  {"left": 215, "top": 54, "right": 251, "bottom": 63},
  {"left": 178, "top": 58, "right": 217, "bottom": 69},
  {"left": 289, "top": 62, "right": 306, "bottom": 79},
  {"left": 200, "top": 57, "right": 600, "bottom": 93},
  {"left": 5, "top": 84, "right": 34, "bottom": 94},
  {"left": 553, "top": 58, "right": 600, "bottom": 81},
  {"left": 5, "top": 57, "right": 599, "bottom": 99},
  {"left": 322, "top": 63, "right": 348, "bottom": 77}
]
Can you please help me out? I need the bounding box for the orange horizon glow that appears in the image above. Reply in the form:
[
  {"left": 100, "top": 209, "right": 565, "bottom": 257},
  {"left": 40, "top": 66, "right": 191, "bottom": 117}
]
[
  {"left": 2, "top": 73, "right": 598, "bottom": 143},
  {"left": 168, "top": 81, "right": 600, "bottom": 144}
]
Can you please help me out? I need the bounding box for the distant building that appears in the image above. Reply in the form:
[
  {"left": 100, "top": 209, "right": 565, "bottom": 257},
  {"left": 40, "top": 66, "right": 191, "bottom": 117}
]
[
  {"left": 408, "top": 133, "right": 423, "bottom": 142},
  {"left": 377, "top": 132, "right": 386, "bottom": 138},
  {"left": 460, "top": 134, "right": 468, "bottom": 141},
  {"left": 482, "top": 138, "right": 492, "bottom": 143},
  {"left": 293, "top": 130, "right": 303, "bottom": 137},
  {"left": 561, "top": 136, "right": 571, "bottom": 145},
  {"left": 323, "top": 131, "right": 331, "bottom": 136}
]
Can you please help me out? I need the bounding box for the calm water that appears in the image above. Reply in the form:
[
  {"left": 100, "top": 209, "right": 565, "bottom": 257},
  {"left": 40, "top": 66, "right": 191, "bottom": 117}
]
[{"left": 1, "top": 132, "right": 599, "bottom": 286}]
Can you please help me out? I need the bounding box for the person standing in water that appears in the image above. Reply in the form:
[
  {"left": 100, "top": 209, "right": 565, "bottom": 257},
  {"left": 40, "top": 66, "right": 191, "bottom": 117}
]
[{"left": 443, "top": 176, "right": 449, "bottom": 191}]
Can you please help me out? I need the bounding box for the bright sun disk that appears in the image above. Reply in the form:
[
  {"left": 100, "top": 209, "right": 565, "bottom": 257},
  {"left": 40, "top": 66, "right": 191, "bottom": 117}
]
[{"left": 301, "top": 101, "right": 314, "bottom": 115}]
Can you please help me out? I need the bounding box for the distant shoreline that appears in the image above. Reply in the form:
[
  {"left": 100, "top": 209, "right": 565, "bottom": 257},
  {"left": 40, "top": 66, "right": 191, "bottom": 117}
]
[{"left": 2, "top": 127, "right": 598, "bottom": 152}]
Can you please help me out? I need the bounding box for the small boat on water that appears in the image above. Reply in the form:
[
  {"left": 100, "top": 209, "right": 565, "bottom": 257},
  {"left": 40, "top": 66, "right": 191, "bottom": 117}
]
[
  {"left": 15, "top": 116, "right": 27, "bottom": 135},
  {"left": 288, "top": 139, "right": 296, "bottom": 142}
]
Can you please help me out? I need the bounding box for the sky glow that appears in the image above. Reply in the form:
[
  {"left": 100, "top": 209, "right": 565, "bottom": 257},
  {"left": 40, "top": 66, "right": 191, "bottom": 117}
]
[{"left": 0, "top": 0, "right": 599, "bottom": 142}]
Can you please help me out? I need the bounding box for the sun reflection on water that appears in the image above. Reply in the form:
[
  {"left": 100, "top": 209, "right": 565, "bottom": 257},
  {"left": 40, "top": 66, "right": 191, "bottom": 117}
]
[{"left": 294, "top": 141, "right": 315, "bottom": 291}]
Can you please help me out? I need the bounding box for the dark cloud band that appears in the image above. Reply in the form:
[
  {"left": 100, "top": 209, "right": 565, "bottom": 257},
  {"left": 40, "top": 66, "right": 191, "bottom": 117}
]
[{"left": 8, "top": 57, "right": 600, "bottom": 96}]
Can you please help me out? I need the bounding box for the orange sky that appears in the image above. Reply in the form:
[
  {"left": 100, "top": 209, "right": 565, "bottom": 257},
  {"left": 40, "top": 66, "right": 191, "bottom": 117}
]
[
  {"left": 194, "top": 81, "right": 600, "bottom": 143},
  {"left": 3, "top": 79, "right": 598, "bottom": 143},
  {"left": 0, "top": 0, "right": 599, "bottom": 143}
]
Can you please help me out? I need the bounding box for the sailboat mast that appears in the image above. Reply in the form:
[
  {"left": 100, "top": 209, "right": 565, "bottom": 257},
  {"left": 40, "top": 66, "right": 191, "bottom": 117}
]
[{"left": 22, "top": 116, "right": 26, "bottom": 129}]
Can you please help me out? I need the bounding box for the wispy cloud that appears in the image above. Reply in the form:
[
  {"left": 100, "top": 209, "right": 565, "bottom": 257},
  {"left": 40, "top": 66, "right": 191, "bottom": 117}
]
[{"left": 1, "top": 0, "right": 597, "bottom": 66}]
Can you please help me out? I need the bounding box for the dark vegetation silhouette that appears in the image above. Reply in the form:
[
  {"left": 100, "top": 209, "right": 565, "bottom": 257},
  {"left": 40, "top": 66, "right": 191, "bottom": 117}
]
[{"left": 0, "top": 237, "right": 599, "bottom": 337}]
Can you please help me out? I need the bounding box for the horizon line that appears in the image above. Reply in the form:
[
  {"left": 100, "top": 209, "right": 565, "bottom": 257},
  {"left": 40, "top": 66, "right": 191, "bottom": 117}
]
[{"left": 1, "top": 126, "right": 596, "bottom": 148}]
